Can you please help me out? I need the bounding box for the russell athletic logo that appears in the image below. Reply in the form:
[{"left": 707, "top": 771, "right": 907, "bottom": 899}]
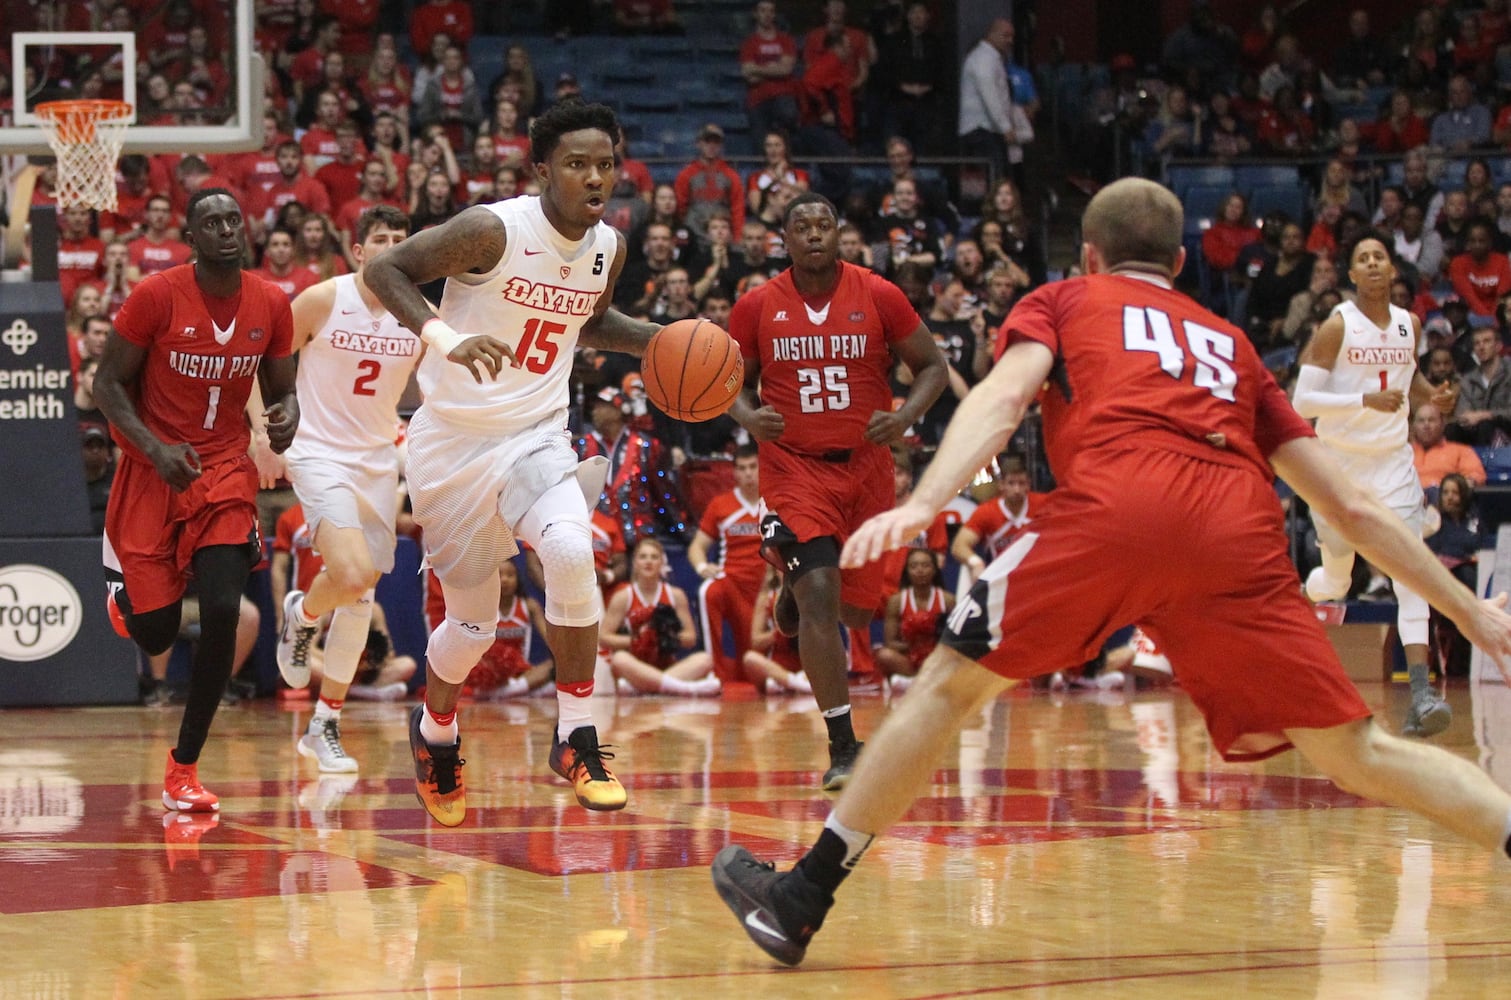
[{"left": 0, "top": 565, "right": 83, "bottom": 662}]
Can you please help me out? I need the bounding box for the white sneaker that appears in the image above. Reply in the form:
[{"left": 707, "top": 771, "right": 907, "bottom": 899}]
[
  {"left": 1129, "top": 628, "right": 1173, "bottom": 683},
  {"left": 276, "top": 591, "right": 317, "bottom": 689},
  {"left": 616, "top": 677, "right": 637, "bottom": 696},
  {"left": 297, "top": 716, "right": 358, "bottom": 773},
  {"left": 765, "top": 677, "right": 782, "bottom": 695},
  {"left": 1096, "top": 670, "right": 1126, "bottom": 690},
  {"left": 788, "top": 671, "right": 812, "bottom": 694},
  {"left": 349, "top": 681, "right": 408, "bottom": 701}
]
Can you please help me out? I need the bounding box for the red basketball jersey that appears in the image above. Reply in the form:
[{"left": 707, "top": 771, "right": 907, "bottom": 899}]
[
  {"left": 1001, "top": 274, "right": 1312, "bottom": 483},
  {"left": 112, "top": 266, "right": 294, "bottom": 466},
  {"left": 963, "top": 493, "right": 1048, "bottom": 558},
  {"left": 729, "top": 261, "right": 919, "bottom": 454}
]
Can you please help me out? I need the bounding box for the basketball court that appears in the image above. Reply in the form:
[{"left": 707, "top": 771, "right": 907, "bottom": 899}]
[{"left": 2, "top": 680, "right": 1509, "bottom": 997}]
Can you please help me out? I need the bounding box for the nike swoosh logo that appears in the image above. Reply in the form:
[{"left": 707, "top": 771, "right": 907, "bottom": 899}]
[
  {"left": 340, "top": 308, "right": 357, "bottom": 315},
  {"left": 523, "top": 248, "right": 545, "bottom": 256},
  {"left": 744, "top": 909, "right": 788, "bottom": 941}
]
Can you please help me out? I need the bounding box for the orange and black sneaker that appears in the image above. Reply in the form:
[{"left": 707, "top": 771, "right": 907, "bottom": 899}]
[
  {"left": 162, "top": 749, "right": 219, "bottom": 812},
  {"left": 549, "top": 725, "right": 627, "bottom": 811},
  {"left": 409, "top": 705, "right": 465, "bottom": 826},
  {"left": 162, "top": 811, "right": 220, "bottom": 871}
]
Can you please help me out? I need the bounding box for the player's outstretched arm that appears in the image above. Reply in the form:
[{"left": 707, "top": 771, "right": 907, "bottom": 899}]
[
  {"left": 579, "top": 231, "right": 659, "bottom": 356},
  {"left": 1271, "top": 436, "right": 1511, "bottom": 681},
  {"left": 842, "top": 340, "right": 1053, "bottom": 567},
  {"left": 364, "top": 206, "right": 518, "bottom": 382}
]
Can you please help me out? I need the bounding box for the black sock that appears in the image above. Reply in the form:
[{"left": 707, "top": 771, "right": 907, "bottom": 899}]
[
  {"left": 794, "top": 828, "right": 850, "bottom": 896},
  {"left": 824, "top": 710, "right": 856, "bottom": 746}
]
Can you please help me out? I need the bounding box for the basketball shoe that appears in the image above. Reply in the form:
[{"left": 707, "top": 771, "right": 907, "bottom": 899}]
[
  {"left": 162, "top": 749, "right": 219, "bottom": 812},
  {"left": 821, "top": 739, "right": 863, "bottom": 791},
  {"left": 1403, "top": 691, "right": 1452, "bottom": 738},
  {"left": 711, "top": 845, "right": 833, "bottom": 967},
  {"left": 276, "top": 591, "right": 318, "bottom": 689},
  {"left": 297, "top": 716, "right": 359, "bottom": 773},
  {"left": 549, "top": 725, "right": 627, "bottom": 811},
  {"left": 408, "top": 705, "right": 465, "bottom": 826},
  {"left": 162, "top": 810, "right": 220, "bottom": 871}
]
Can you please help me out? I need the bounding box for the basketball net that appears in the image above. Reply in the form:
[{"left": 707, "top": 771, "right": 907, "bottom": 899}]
[{"left": 35, "top": 100, "right": 133, "bottom": 213}]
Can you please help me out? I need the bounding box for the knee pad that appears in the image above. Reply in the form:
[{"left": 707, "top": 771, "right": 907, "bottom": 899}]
[
  {"left": 534, "top": 518, "right": 602, "bottom": 627},
  {"left": 1395, "top": 582, "right": 1430, "bottom": 648},
  {"left": 426, "top": 616, "right": 497, "bottom": 685}
]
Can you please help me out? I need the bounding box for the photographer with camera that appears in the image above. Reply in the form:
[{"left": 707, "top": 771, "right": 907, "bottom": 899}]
[{"left": 601, "top": 537, "right": 721, "bottom": 696}]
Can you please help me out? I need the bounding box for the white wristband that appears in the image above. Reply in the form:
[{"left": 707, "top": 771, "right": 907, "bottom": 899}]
[{"left": 420, "top": 317, "right": 470, "bottom": 356}]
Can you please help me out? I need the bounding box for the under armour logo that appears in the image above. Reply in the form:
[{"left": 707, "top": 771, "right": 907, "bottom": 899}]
[
  {"left": 786, "top": 556, "right": 800, "bottom": 570},
  {"left": 3, "top": 319, "right": 39, "bottom": 355}
]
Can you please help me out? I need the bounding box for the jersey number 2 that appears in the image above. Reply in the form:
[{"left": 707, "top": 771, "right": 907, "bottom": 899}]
[
  {"left": 353, "top": 359, "right": 381, "bottom": 396},
  {"left": 1122, "top": 306, "right": 1238, "bottom": 402}
]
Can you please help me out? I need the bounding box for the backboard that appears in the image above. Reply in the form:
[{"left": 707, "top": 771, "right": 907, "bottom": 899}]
[{"left": 0, "top": 0, "right": 262, "bottom": 155}]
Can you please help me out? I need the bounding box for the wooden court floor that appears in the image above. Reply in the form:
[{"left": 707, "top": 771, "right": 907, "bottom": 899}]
[{"left": 4, "top": 680, "right": 1511, "bottom": 998}]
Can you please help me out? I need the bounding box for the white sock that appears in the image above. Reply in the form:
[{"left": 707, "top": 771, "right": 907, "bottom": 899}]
[
  {"left": 312, "top": 698, "right": 339, "bottom": 722},
  {"left": 822, "top": 704, "right": 851, "bottom": 720},
  {"left": 419, "top": 706, "right": 459, "bottom": 745},
  {"left": 557, "top": 689, "right": 594, "bottom": 743},
  {"left": 824, "top": 812, "right": 875, "bottom": 869}
]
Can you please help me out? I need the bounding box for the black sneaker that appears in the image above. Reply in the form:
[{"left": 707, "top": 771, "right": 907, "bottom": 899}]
[
  {"left": 821, "top": 739, "right": 863, "bottom": 791},
  {"left": 711, "top": 845, "right": 831, "bottom": 966},
  {"left": 409, "top": 705, "right": 466, "bottom": 826}
]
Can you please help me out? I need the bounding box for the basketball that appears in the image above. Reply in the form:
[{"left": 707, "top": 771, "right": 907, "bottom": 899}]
[{"left": 641, "top": 318, "right": 744, "bottom": 422}]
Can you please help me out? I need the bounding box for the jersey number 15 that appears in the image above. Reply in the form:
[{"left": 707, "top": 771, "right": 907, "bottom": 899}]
[{"left": 1122, "top": 306, "right": 1238, "bottom": 402}]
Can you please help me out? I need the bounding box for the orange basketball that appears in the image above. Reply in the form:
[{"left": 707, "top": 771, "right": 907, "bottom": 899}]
[{"left": 642, "top": 318, "right": 744, "bottom": 422}]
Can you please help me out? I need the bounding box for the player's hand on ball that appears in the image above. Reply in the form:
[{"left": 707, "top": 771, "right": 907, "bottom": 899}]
[
  {"left": 864, "top": 408, "right": 910, "bottom": 445},
  {"left": 449, "top": 335, "right": 520, "bottom": 384}
]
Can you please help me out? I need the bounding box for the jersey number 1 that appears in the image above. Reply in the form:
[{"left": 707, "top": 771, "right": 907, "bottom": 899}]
[{"left": 1122, "top": 306, "right": 1238, "bottom": 402}]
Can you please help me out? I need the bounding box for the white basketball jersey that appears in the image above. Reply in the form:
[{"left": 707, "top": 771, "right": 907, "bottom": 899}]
[
  {"left": 1314, "top": 301, "right": 1419, "bottom": 454},
  {"left": 419, "top": 196, "right": 617, "bottom": 433},
  {"left": 287, "top": 274, "right": 420, "bottom": 456}
]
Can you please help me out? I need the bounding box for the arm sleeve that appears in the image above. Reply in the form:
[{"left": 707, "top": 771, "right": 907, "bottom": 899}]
[{"left": 1291, "top": 364, "right": 1361, "bottom": 418}]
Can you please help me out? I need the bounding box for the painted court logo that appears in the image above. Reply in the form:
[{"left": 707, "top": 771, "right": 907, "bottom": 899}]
[{"left": 0, "top": 565, "right": 83, "bottom": 662}]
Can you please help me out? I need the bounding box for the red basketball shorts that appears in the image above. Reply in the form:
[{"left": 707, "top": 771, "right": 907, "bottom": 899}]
[
  {"left": 105, "top": 453, "right": 262, "bottom": 615},
  {"left": 760, "top": 442, "right": 892, "bottom": 611},
  {"left": 943, "top": 447, "right": 1371, "bottom": 762}
]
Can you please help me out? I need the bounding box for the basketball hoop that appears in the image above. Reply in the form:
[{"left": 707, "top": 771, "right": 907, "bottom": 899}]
[{"left": 34, "top": 100, "right": 133, "bottom": 213}]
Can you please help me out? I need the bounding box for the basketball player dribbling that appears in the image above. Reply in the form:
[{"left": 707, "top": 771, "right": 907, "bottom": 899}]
[
  {"left": 712, "top": 178, "right": 1511, "bottom": 967},
  {"left": 727, "top": 191, "right": 948, "bottom": 790},
  {"left": 1294, "top": 234, "right": 1457, "bottom": 737},
  {"left": 364, "top": 100, "right": 663, "bottom": 824}
]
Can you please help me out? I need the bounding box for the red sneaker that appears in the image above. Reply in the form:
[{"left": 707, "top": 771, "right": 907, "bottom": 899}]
[
  {"left": 162, "top": 750, "right": 219, "bottom": 812},
  {"left": 106, "top": 587, "right": 130, "bottom": 638}
]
